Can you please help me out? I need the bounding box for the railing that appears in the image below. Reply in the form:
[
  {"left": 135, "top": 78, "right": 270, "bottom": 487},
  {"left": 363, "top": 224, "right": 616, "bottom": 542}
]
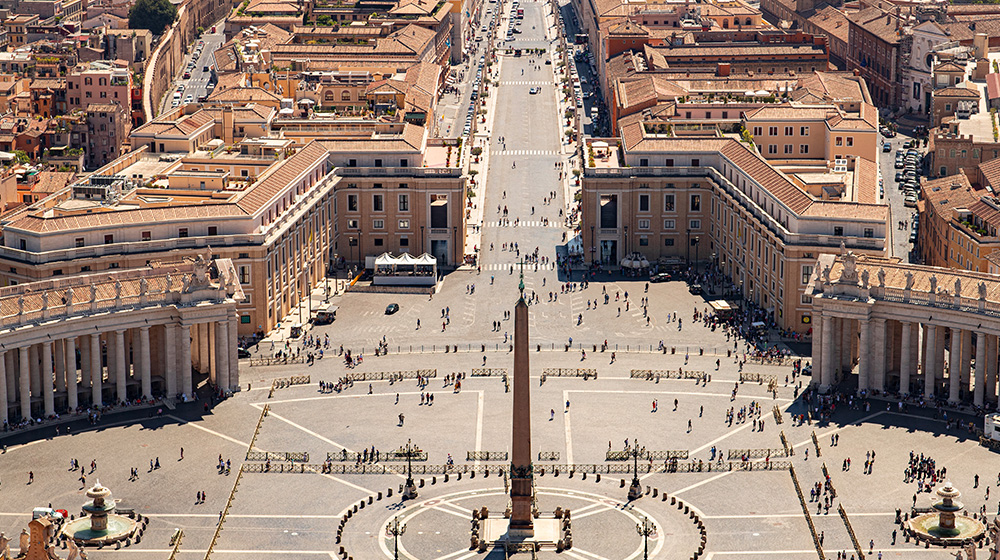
[
  {"left": 541, "top": 368, "right": 596, "bottom": 381},
  {"left": 839, "top": 504, "right": 865, "bottom": 560},
  {"left": 630, "top": 369, "right": 707, "bottom": 381},
  {"left": 727, "top": 448, "right": 787, "bottom": 460},
  {"left": 241, "top": 461, "right": 790, "bottom": 475},
  {"left": 167, "top": 529, "right": 183, "bottom": 560},
  {"left": 606, "top": 449, "right": 688, "bottom": 461},
  {"left": 789, "top": 466, "right": 826, "bottom": 560},
  {"left": 246, "top": 451, "right": 309, "bottom": 462},
  {"left": 470, "top": 368, "right": 508, "bottom": 377},
  {"left": 779, "top": 431, "right": 794, "bottom": 456},
  {"left": 335, "top": 167, "right": 463, "bottom": 177},
  {"left": 811, "top": 431, "right": 822, "bottom": 457},
  {"left": 0, "top": 233, "right": 264, "bottom": 265},
  {"left": 467, "top": 451, "right": 508, "bottom": 461},
  {"left": 345, "top": 369, "right": 436, "bottom": 381},
  {"left": 326, "top": 449, "right": 428, "bottom": 462},
  {"left": 538, "top": 451, "right": 560, "bottom": 461}
]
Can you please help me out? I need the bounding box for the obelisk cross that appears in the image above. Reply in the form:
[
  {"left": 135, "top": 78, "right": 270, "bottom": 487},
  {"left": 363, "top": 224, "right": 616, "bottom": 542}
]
[{"left": 517, "top": 257, "right": 526, "bottom": 298}]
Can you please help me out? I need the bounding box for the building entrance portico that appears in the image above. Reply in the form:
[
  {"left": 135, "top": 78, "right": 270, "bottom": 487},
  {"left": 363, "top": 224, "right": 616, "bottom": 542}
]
[{"left": 808, "top": 249, "right": 1000, "bottom": 408}]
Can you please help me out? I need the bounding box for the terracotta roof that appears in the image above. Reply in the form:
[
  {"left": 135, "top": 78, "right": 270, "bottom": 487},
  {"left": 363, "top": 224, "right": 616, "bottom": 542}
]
[
  {"left": 30, "top": 171, "right": 74, "bottom": 195},
  {"left": 933, "top": 84, "right": 980, "bottom": 98},
  {"left": 720, "top": 140, "right": 813, "bottom": 214},
  {"left": 920, "top": 173, "right": 980, "bottom": 213},
  {"left": 848, "top": 7, "right": 903, "bottom": 44},
  {"left": 824, "top": 253, "right": 1000, "bottom": 299},
  {"left": 979, "top": 157, "right": 1000, "bottom": 188},
  {"left": 234, "top": 140, "right": 329, "bottom": 214},
  {"left": 969, "top": 197, "right": 1000, "bottom": 228},
  {"left": 8, "top": 204, "right": 243, "bottom": 233},
  {"left": 131, "top": 109, "right": 215, "bottom": 138},
  {"left": 744, "top": 105, "right": 837, "bottom": 121},
  {"left": 934, "top": 61, "right": 967, "bottom": 74},
  {"left": 807, "top": 6, "right": 850, "bottom": 44},
  {"left": 206, "top": 86, "right": 282, "bottom": 103},
  {"left": 795, "top": 71, "right": 867, "bottom": 103},
  {"left": 988, "top": 74, "right": 1000, "bottom": 101}
]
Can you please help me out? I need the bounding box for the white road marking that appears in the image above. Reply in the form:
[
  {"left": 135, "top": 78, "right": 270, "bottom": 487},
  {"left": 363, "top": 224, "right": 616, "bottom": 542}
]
[
  {"left": 166, "top": 414, "right": 249, "bottom": 448},
  {"left": 474, "top": 390, "right": 485, "bottom": 467},
  {"left": 670, "top": 470, "right": 735, "bottom": 497},
  {"left": 564, "top": 389, "right": 574, "bottom": 464}
]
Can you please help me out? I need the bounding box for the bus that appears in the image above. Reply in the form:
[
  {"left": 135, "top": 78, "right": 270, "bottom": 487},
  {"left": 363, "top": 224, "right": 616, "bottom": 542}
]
[
  {"left": 516, "top": 7, "right": 523, "bottom": 17},
  {"left": 575, "top": 33, "right": 588, "bottom": 44}
]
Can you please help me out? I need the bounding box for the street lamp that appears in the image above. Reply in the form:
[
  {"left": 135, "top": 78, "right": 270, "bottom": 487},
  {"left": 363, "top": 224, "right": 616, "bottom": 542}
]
[
  {"left": 402, "top": 438, "right": 418, "bottom": 499},
  {"left": 685, "top": 228, "right": 691, "bottom": 266},
  {"left": 627, "top": 439, "right": 643, "bottom": 501},
  {"left": 623, "top": 225, "right": 628, "bottom": 260},
  {"left": 590, "top": 225, "right": 595, "bottom": 266},
  {"left": 388, "top": 516, "right": 406, "bottom": 560},
  {"left": 636, "top": 516, "right": 655, "bottom": 560},
  {"left": 420, "top": 225, "right": 425, "bottom": 254},
  {"left": 693, "top": 236, "right": 700, "bottom": 271}
]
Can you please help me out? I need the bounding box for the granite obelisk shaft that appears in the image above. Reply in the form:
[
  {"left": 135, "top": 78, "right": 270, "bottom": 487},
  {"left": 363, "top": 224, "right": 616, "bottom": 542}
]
[{"left": 510, "top": 296, "right": 533, "bottom": 532}]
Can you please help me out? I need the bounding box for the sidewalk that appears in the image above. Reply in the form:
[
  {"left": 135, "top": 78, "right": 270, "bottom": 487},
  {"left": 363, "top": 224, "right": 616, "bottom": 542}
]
[{"left": 262, "top": 274, "right": 350, "bottom": 344}]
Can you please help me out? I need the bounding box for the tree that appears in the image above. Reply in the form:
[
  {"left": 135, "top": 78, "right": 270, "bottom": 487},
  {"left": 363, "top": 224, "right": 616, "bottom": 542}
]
[{"left": 129, "top": 0, "right": 177, "bottom": 34}]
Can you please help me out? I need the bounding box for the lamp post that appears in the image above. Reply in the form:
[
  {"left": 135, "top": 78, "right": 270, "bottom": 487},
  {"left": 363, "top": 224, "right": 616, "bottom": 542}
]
[
  {"left": 590, "top": 225, "right": 595, "bottom": 266},
  {"left": 388, "top": 516, "right": 406, "bottom": 560},
  {"left": 693, "top": 236, "right": 700, "bottom": 272},
  {"left": 420, "top": 225, "right": 425, "bottom": 254},
  {"left": 627, "top": 439, "right": 643, "bottom": 500},
  {"left": 685, "top": 228, "right": 691, "bottom": 267},
  {"left": 623, "top": 224, "right": 628, "bottom": 261},
  {"left": 636, "top": 516, "right": 655, "bottom": 560},
  {"left": 402, "top": 438, "right": 419, "bottom": 499}
]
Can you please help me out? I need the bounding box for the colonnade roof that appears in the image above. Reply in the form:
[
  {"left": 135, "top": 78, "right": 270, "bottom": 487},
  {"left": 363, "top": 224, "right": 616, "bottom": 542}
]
[{"left": 822, "top": 252, "right": 1000, "bottom": 302}]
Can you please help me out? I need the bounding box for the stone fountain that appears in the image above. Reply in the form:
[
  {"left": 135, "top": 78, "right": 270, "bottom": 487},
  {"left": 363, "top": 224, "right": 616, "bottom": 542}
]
[
  {"left": 907, "top": 481, "right": 986, "bottom": 546},
  {"left": 61, "top": 481, "right": 138, "bottom": 546}
]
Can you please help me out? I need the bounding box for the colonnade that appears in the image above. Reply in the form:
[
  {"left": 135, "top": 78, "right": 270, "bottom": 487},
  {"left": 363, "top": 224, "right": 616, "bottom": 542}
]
[
  {"left": 0, "top": 316, "right": 240, "bottom": 426},
  {"left": 813, "top": 313, "right": 999, "bottom": 406}
]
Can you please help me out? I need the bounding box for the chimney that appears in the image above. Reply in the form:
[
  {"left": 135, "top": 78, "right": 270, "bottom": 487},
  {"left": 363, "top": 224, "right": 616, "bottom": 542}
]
[
  {"left": 222, "top": 106, "right": 234, "bottom": 145},
  {"left": 717, "top": 62, "right": 730, "bottom": 76}
]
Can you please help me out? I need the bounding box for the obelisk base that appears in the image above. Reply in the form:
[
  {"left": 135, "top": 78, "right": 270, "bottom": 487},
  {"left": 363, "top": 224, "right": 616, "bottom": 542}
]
[{"left": 482, "top": 518, "right": 561, "bottom": 547}]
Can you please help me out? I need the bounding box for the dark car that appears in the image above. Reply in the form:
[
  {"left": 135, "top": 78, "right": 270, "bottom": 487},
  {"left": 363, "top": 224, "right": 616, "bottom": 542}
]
[
  {"left": 385, "top": 303, "right": 400, "bottom": 315},
  {"left": 688, "top": 283, "right": 702, "bottom": 294},
  {"left": 650, "top": 272, "right": 671, "bottom": 283},
  {"left": 237, "top": 348, "right": 251, "bottom": 359}
]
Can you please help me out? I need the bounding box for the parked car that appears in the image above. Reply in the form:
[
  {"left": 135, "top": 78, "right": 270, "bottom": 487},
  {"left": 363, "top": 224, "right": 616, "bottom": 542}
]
[
  {"left": 904, "top": 194, "right": 918, "bottom": 207},
  {"left": 883, "top": 142, "right": 892, "bottom": 152},
  {"left": 237, "top": 348, "right": 251, "bottom": 359},
  {"left": 880, "top": 126, "right": 895, "bottom": 137},
  {"left": 385, "top": 303, "right": 400, "bottom": 315},
  {"left": 650, "top": 272, "right": 671, "bottom": 283}
]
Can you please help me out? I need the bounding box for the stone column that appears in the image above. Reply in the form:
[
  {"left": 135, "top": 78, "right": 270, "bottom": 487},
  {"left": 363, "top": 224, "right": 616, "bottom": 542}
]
[
  {"left": 139, "top": 326, "right": 151, "bottom": 400},
  {"left": 0, "top": 350, "right": 7, "bottom": 425},
  {"left": 41, "top": 342, "right": 54, "bottom": 417},
  {"left": 114, "top": 330, "right": 126, "bottom": 403},
  {"left": 821, "top": 314, "right": 835, "bottom": 389},
  {"left": 80, "top": 336, "right": 91, "bottom": 390},
  {"left": 961, "top": 330, "right": 973, "bottom": 398},
  {"left": 179, "top": 324, "right": 192, "bottom": 398},
  {"left": 811, "top": 312, "right": 824, "bottom": 387},
  {"left": 975, "top": 331, "right": 987, "bottom": 407},
  {"left": 229, "top": 313, "right": 239, "bottom": 390},
  {"left": 199, "top": 323, "right": 210, "bottom": 375},
  {"left": 872, "top": 319, "right": 887, "bottom": 392},
  {"left": 19, "top": 346, "right": 30, "bottom": 420},
  {"left": 28, "top": 344, "right": 39, "bottom": 395},
  {"left": 5, "top": 351, "right": 15, "bottom": 402},
  {"left": 900, "top": 322, "right": 913, "bottom": 396},
  {"left": 858, "top": 319, "right": 870, "bottom": 392},
  {"left": 924, "top": 325, "right": 937, "bottom": 399},
  {"left": 90, "top": 333, "right": 102, "bottom": 407},
  {"left": 65, "top": 337, "right": 77, "bottom": 411},
  {"left": 54, "top": 339, "right": 65, "bottom": 394},
  {"left": 208, "top": 321, "right": 217, "bottom": 384},
  {"left": 988, "top": 335, "right": 999, "bottom": 405},
  {"left": 215, "top": 320, "right": 229, "bottom": 391},
  {"left": 164, "top": 324, "right": 177, "bottom": 398},
  {"left": 839, "top": 318, "right": 853, "bottom": 376},
  {"left": 949, "top": 327, "right": 962, "bottom": 404}
]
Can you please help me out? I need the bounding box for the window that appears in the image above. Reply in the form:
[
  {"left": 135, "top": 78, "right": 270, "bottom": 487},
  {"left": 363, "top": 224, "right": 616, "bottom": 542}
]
[
  {"left": 638, "top": 219, "right": 650, "bottom": 229},
  {"left": 399, "top": 194, "right": 409, "bottom": 211},
  {"left": 374, "top": 159, "right": 383, "bottom": 167},
  {"left": 836, "top": 137, "right": 843, "bottom": 146},
  {"left": 784, "top": 144, "right": 792, "bottom": 154},
  {"left": 663, "top": 219, "right": 675, "bottom": 229},
  {"left": 800, "top": 126, "right": 809, "bottom": 136},
  {"left": 801, "top": 294, "right": 812, "bottom": 304},
  {"left": 241, "top": 315, "right": 252, "bottom": 324},
  {"left": 768, "top": 145, "right": 777, "bottom": 154},
  {"left": 347, "top": 194, "right": 358, "bottom": 212},
  {"left": 639, "top": 194, "right": 649, "bottom": 212},
  {"left": 801, "top": 265, "right": 813, "bottom": 284},
  {"left": 109, "top": 262, "right": 121, "bottom": 269},
  {"left": 768, "top": 126, "right": 778, "bottom": 135},
  {"left": 784, "top": 126, "right": 793, "bottom": 136},
  {"left": 664, "top": 238, "right": 674, "bottom": 246},
  {"left": 691, "top": 159, "right": 700, "bottom": 167},
  {"left": 689, "top": 219, "right": 701, "bottom": 229},
  {"left": 374, "top": 238, "right": 384, "bottom": 247},
  {"left": 863, "top": 228, "right": 874, "bottom": 238},
  {"left": 399, "top": 158, "right": 408, "bottom": 167},
  {"left": 664, "top": 194, "right": 675, "bottom": 211},
  {"left": 373, "top": 194, "right": 384, "bottom": 212},
  {"left": 373, "top": 219, "right": 385, "bottom": 229},
  {"left": 639, "top": 237, "right": 649, "bottom": 246},
  {"left": 208, "top": 226, "right": 218, "bottom": 236},
  {"left": 846, "top": 137, "right": 854, "bottom": 147},
  {"left": 400, "top": 237, "right": 409, "bottom": 247},
  {"left": 239, "top": 253, "right": 249, "bottom": 259},
  {"left": 399, "top": 219, "right": 410, "bottom": 229},
  {"left": 833, "top": 226, "right": 843, "bottom": 236},
  {"left": 639, "top": 158, "right": 649, "bottom": 166},
  {"left": 75, "top": 237, "right": 85, "bottom": 247},
  {"left": 104, "top": 234, "right": 113, "bottom": 244},
  {"left": 665, "top": 158, "right": 674, "bottom": 167},
  {"left": 752, "top": 126, "right": 762, "bottom": 136},
  {"left": 80, "top": 265, "right": 91, "bottom": 272},
  {"left": 690, "top": 194, "right": 701, "bottom": 211},
  {"left": 800, "top": 144, "right": 809, "bottom": 154},
  {"left": 347, "top": 219, "right": 359, "bottom": 229},
  {"left": 178, "top": 228, "right": 189, "bottom": 238},
  {"left": 238, "top": 265, "right": 250, "bottom": 284}
]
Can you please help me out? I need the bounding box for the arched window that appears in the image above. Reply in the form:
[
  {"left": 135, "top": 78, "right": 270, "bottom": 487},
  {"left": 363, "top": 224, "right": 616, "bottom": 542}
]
[
  {"left": 341, "top": 90, "right": 351, "bottom": 101},
  {"left": 325, "top": 91, "right": 334, "bottom": 100},
  {"left": 722, "top": 18, "right": 729, "bottom": 28},
  {"left": 745, "top": 17, "right": 751, "bottom": 25}
]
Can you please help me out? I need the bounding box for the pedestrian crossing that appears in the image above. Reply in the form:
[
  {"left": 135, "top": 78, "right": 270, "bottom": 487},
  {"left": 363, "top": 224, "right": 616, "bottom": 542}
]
[
  {"left": 490, "top": 150, "right": 560, "bottom": 156},
  {"left": 499, "top": 80, "right": 552, "bottom": 85},
  {"left": 483, "top": 220, "right": 560, "bottom": 228},
  {"left": 479, "top": 262, "right": 559, "bottom": 271}
]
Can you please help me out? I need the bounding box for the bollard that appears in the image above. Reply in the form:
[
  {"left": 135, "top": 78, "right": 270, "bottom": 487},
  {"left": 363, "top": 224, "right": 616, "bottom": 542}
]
[
  {"left": 446, "top": 345, "right": 449, "bottom": 353},
  {"left": 652, "top": 488, "right": 658, "bottom": 497},
  {"left": 378, "top": 492, "right": 383, "bottom": 500},
  {"left": 582, "top": 472, "right": 587, "bottom": 480},
  {"left": 368, "top": 496, "right": 373, "bottom": 504},
  {"left": 569, "top": 470, "right": 574, "bottom": 478},
  {"left": 620, "top": 479, "right": 626, "bottom": 488},
  {"left": 420, "top": 479, "right": 425, "bottom": 487},
  {"left": 662, "top": 493, "right": 668, "bottom": 501},
  {"left": 671, "top": 496, "right": 676, "bottom": 505},
  {"left": 596, "top": 473, "right": 601, "bottom": 482},
  {"left": 458, "top": 472, "right": 463, "bottom": 480},
  {"left": 359, "top": 501, "right": 365, "bottom": 510},
  {"left": 593, "top": 344, "right": 597, "bottom": 352},
  {"left": 444, "top": 474, "right": 449, "bottom": 482},
  {"left": 387, "top": 488, "right": 392, "bottom": 497},
  {"left": 470, "top": 471, "right": 475, "bottom": 479},
  {"left": 699, "top": 348, "right": 703, "bottom": 355},
  {"left": 432, "top": 476, "right": 436, "bottom": 484},
  {"left": 672, "top": 347, "right": 676, "bottom": 354},
  {"left": 537, "top": 344, "right": 541, "bottom": 352},
  {"left": 663, "top": 346, "right": 667, "bottom": 354}
]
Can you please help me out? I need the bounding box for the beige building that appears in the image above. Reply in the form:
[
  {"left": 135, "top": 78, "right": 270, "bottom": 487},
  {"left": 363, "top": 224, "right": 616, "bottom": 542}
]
[
  {"left": 743, "top": 103, "right": 878, "bottom": 165},
  {"left": 0, "top": 110, "right": 464, "bottom": 335},
  {"left": 582, "top": 122, "right": 887, "bottom": 332},
  {"left": 0, "top": 257, "right": 243, "bottom": 425},
  {"left": 809, "top": 251, "right": 1000, "bottom": 407}
]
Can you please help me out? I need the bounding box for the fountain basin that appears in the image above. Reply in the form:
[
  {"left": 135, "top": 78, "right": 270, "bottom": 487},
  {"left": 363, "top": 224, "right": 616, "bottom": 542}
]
[
  {"left": 907, "top": 512, "right": 986, "bottom": 545},
  {"left": 61, "top": 514, "right": 137, "bottom": 546}
]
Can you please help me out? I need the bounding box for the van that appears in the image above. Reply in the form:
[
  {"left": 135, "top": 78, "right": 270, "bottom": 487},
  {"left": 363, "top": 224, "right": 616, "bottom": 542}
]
[
  {"left": 289, "top": 323, "right": 303, "bottom": 338},
  {"left": 314, "top": 303, "right": 338, "bottom": 325},
  {"left": 172, "top": 91, "right": 181, "bottom": 100}
]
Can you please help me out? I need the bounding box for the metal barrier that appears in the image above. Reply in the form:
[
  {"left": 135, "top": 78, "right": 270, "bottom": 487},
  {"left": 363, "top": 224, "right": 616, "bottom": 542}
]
[
  {"left": 541, "top": 368, "right": 597, "bottom": 380},
  {"left": 606, "top": 449, "right": 688, "bottom": 461},
  {"left": 470, "top": 368, "right": 508, "bottom": 377},
  {"left": 246, "top": 405, "right": 269, "bottom": 458},
  {"left": 630, "top": 369, "right": 706, "bottom": 381},
  {"left": 727, "top": 448, "right": 787, "bottom": 460},
  {"left": 241, "top": 461, "right": 790, "bottom": 476},
  {"left": 346, "top": 370, "right": 436, "bottom": 381},
  {"left": 811, "top": 431, "right": 822, "bottom": 457},
  {"left": 167, "top": 529, "right": 183, "bottom": 560},
  {"left": 739, "top": 372, "right": 776, "bottom": 385},
  {"left": 326, "top": 450, "right": 428, "bottom": 462},
  {"left": 467, "top": 451, "right": 508, "bottom": 461},
  {"left": 789, "top": 465, "right": 826, "bottom": 560},
  {"left": 773, "top": 405, "right": 783, "bottom": 424},
  {"left": 249, "top": 356, "right": 306, "bottom": 367},
  {"left": 981, "top": 436, "right": 1000, "bottom": 452},
  {"left": 246, "top": 451, "right": 309, "bottom": 463},
  {"left": 780, "top": 431, "right": 794, "bottom": 456},
  {"left": 205, "top": 459, "right": 247, "bottom": 558},
  {"left": 538, "top": 451, "right": 560, "bottom": 461}
]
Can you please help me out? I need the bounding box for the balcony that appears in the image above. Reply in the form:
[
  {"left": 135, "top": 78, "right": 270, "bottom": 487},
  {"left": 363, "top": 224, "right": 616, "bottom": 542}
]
[{"left": 335, "top": 167, "right": 462, "bottom": 177}]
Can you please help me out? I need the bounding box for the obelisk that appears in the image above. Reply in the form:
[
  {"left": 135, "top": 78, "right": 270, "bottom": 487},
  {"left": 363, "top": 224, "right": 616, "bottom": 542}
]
[{"left": 509, "top": 270, "right": 534, "bottom": 535}]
